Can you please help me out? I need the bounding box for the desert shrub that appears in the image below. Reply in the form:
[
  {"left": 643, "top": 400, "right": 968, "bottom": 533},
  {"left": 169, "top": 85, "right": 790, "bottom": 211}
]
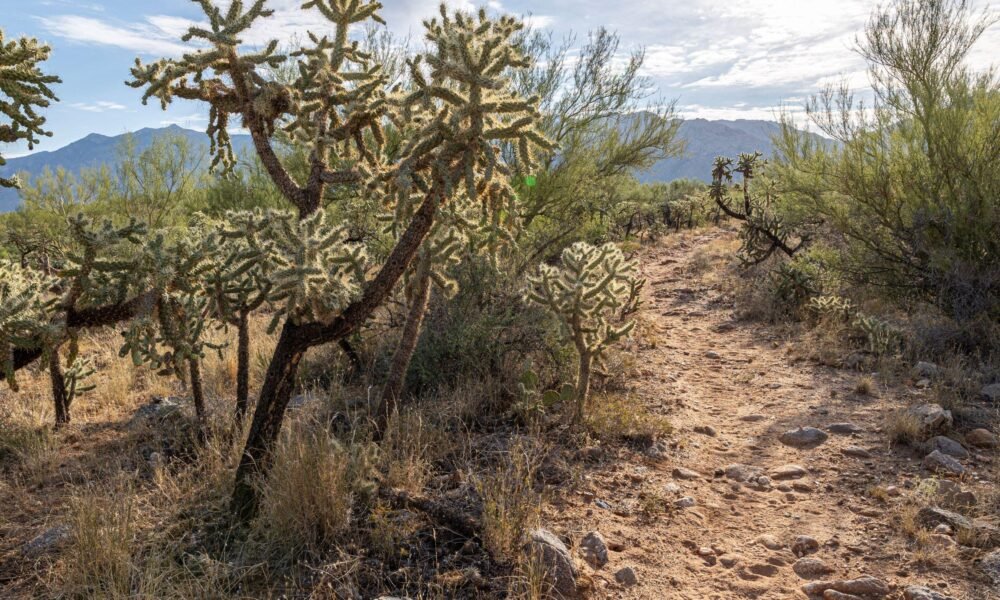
[
  {"left": 474, "top": 440, "right": 542, "bottom": 562},
  {"left": 775, "top": 0, "right": 1000, "bottom": 332}
]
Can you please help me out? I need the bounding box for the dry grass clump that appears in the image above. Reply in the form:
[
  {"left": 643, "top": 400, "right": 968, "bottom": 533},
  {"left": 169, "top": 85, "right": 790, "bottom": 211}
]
[
  {"left": 59, "top": 483, "right": 137, "bottom": 598},
  {"left": 854, "top": 375, "right": 876, "bottom": 396},
  {"left": 379, "top": 408, "right": 451, "bottom": 493},
  {"left": 252, "top": 417, "right": 377, "bottom": 562},
  {"left": 585, "top": 393, "right": 672, "bottom": 443},
  {"left": 475, "top": 440, "right": 543, "bottom": 563},
  {"left": 885, "top": 408, "right": 925, "bottom": 446}
]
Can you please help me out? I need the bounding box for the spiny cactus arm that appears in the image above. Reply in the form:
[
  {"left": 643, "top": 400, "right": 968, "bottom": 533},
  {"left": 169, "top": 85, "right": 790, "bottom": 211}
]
[{"left": 0, "top": 30, "right": 60, "bottom": 188}]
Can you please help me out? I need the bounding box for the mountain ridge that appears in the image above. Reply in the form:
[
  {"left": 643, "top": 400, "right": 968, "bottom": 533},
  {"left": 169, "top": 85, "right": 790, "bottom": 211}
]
[{"left": 0, "top": 120, "right": 820, "bottom": 212}]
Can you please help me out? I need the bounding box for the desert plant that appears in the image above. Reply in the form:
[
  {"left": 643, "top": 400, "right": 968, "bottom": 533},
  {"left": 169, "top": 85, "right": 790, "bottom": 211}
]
[
  {"left": 526, "top": 242, "right": 643, "bottom": 421},
  {"left": 710, "top": 152, "right": 811, "bottom": 265},
  {"left": 0, "top": 29, "right": 60, "bottom": 188},
  {"left": 127, "top": 1, "right": 550, "bottom": 519}
]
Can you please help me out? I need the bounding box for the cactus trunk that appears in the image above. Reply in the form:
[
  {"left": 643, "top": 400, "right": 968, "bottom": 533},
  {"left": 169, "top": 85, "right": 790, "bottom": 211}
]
[
  {"left": 49, "top": 351, "right": 70, "bottom": 426},
  {"left": 235, "top": 310, "right": 250, "bottom": 423}
]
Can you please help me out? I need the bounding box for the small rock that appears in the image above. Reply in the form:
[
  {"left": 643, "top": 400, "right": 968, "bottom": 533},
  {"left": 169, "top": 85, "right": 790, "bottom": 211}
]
[
  {"left": 694, "top": 425, "right": 717, "bottom": 437},
  {"left": 779, "top": 427, "right": 829, "bottom": 449},
  {"left": 23, "top": 525, "right": 71, "bottom": 557},
  {"left": 664, "top": 482, "right": 681, "bottom": 494},
  {"left": 672, "top": 467, "right": 701, "bottom": 480},
  {"left": 614, "top": 566, "right": 638, "bottom": 587},
  {"left": 758, "top": 534, "right": 784, "bottom": 550},
  {"left": 644, "top": 439, "right": 670, "bottom": 460},
  {"left": 748, "top": 563, "right": 780, "bottom": 577},
  {"left": 915, "top": 378, "right": 932, "bottom": 389},
  {"left": 704, "top": 351, "right": 721, "bottom": 359},
  {"left": 576, "top": 446, "right": 605, "bottom": 462},
  {"left": 793, "top": 481, "right": 815, "bottom": 493},
  {"left": 522, "top": 529, "right": 577, "bottom": 598},
  {"left": 904, "top": 585, "right": 954, "bottom": 600},
  {"left": 922, "top": 450, "right": 964, "bottom": 476},
  {"left": 793, "top": 557, "right": 834, "bottom": 579},
  {"left": 792, "top": 535, "right": 820, "bottom": 557},
  {"left": 741, "top": 414, "right": 768, "bottom": 422},
  {"left": 128, "top": 396, "right": 182, "bottom": 428},
  {"left": 841, "top": 446, "right": 873, "bottom": 459},
  {"left": 980, "top": 383, "right": 1000, "bottom": 403},
  {"left": 922, "top": 479, "right": 977, "bottom": 507},
  {"left": 725, "top": 463, "right": 764, "bottom": 482},
  {"left": 912, "top": 362, "right": 940, "bottom": 379},
  {"left": 772, "top": 464, "right": 809, "bottom": 480},
  {"left": 925, "top": 534, "right": 956, "bottom": 550},
  {"left": 675, "top": 496, "right": 696, "bottom": 509},
  {"left": 923, "top": 436, "right": 968, "bottom": 459},
  {"left": 719, "top": 554, "right": 742, "bottom": 568},
  {"left": 821, "top": 592, "right": 866, "bottom": 600},
  {"left": 827, "top": 423, "right": 863, "bottom": 435},
  {"left": 580, "top": 531, "right": 609, "bottom": 569},
  {"left": 595, "top": 499, "right": 612, "bottom": 510},
  {"left": 907, "top": 404, "right": 953, "bottom": 435},
  {"left": 803, "top": 575, "right": 890, "bottom": 598},
  {"left": 147, "top": 451, "right": 164, "bottom": 470},
  {"left": 933, "top": 523, "right": 952, "bottom": 535},
  {"left": 966, "top": 428, "right": 998, "bottom": 448}
]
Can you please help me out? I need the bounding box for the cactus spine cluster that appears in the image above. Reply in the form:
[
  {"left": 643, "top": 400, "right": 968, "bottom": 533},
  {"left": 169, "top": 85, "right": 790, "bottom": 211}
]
[{"left": 527, "top": 242, "right": 644, "bottom": 421}]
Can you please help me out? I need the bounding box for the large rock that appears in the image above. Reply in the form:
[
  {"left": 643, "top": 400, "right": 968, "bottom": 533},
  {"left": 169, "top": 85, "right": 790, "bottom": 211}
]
[
  {"left": 827, "top": 422, "right": 864, "bottom": 435},
  {"left": 980, "top": 549, "right": 1000, "bottom": 587},
  {"left": 923, "top": 436, "right": 968, "bottom": 459},
  {"left": 980, "top": 383, "right": 1000, "bottom": 403},
  {"left": 907, "top": 404, "right": 953, "bottom": 435},
  {"left": 793, "top": 557, "right": 834, "bottom": 579},
  {"left": 802, "top": 576, "right": 890, "bottom": 598},
  {"left": 772, "top": 464, "right": 809, "bottom": 480},
  {"left": 917, "top": 507, "right": 1000, "bottom": 547},
  {"left": 903, "top": 585, "right": 954, "bottom": 600},
  {"left": 966, "top": 428, "right": 998, "bottom": 448},
  {"left": 579, "top": 531, "right": 608, "bottom": 569},
  {"left": 724, "top": 463, "right": 764, "bottom": 482},
  {"left": 614, "top": 566, "right": 638, "bottom": 587},
  {"left": 792, "top": 535, "right": 820, "bottom": 557},
  {"left": 779, "top": 427, "right": 829, "bottom": 449},
  {"left": 922, "top": 450, "right": 964, "bottom": 476},
  {"left": 522, "top": 529, "right": 577, "bottom": 598},
  {"left": 128, "top": 396, "right": 182, "bottom": 428}
]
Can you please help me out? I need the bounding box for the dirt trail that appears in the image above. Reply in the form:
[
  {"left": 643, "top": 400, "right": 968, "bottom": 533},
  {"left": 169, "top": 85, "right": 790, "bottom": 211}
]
[{"left": 549, "top": 229, "right": 994, "bottom": 599}]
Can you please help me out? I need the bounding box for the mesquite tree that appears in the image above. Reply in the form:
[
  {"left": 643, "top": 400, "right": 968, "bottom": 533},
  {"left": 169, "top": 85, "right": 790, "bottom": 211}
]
[
  {"left": 710, "top": 152, "right": 809, "bottom": 265},
  {"left": 0, "top": 30, "right": 60, "bottom": 188},
  {"left": 128, "top": 0, "right": 550, "bottom": 519},
  {"left": 526, "top": 242, "right": 643, "bottom": 421}
]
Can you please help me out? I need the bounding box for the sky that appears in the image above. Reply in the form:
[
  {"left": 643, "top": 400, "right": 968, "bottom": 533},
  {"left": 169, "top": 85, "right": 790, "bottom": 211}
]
[{"left": 2, "top": 0, "right": 999, "bottom": 157}]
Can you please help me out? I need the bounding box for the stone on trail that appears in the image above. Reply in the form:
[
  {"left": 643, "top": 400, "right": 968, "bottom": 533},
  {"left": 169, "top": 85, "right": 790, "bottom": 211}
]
[
  {"left": 579, "top": 531, "right": 609, "bottom": 569},
  {"left": 614, "top": 566, "right": 639, "bottom": 587},
  {"left": 841, "top": 446, "right": 873, "bottom": 459},
  {"left": 922, "top": 478, "right": 977, "bottom": 507},
  {"left": 793, "top": 557, "right": 834, "bottom": 579},
  {"left": 693, "top": 424, "right": 717, "bottom": 436},
  {"left": 779, "top": 427, "right": 829, "bottom": 449},
  {"left": 672, "top": 466, "right": 701, "bottom": 480},
  {"left": 907, "top": 404, "right": 953, "bottom": 435},
  {"left": 922, "top": 450, "right": 964, "bottom": 476},
  {"left": 725, "top": 463, "right": 764, "bottom": 482},
  {"left": 522, "top": 529, "right": 577, "bottom": 598},
  {"left": 802, "top": 575, "right": 890, "bottom": 598},
  {"left": 827, "top": 422, "right": 863, "bottom": 435},
  {"left": 980, "top": 383, "right": 1000, "bottom": 403},
  {"left": 903, "top": 586, "right": 954, "bottom": 600},
  {"left": 757, "top": 534, "right": 784, "bottom": 550},
  {"left": 792, "top": 535, "right": 820, "bottom": 557},
  {"left": 966, "top": 428, "right": 998, "bottom": 448},
  {"left": 923, "top": 436, "right": 968, "bottom": 459},
  {"left": 771, "top": 464, "right": 809, "bottom": 480}
]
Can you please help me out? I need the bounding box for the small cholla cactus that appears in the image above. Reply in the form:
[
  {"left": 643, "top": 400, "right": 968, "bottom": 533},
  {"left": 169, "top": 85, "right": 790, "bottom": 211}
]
[
  {"left": 710, "top": 152, "right": 808, "bottom": 265},
  {"left": 0, "top": 30, "right": 60, "bottom": 188},
  {"left": 0, "top": 262, "right": 57, "bottom": 390},
  {"left": 526, "top": 242, "right": 644, "bottom": 421}
]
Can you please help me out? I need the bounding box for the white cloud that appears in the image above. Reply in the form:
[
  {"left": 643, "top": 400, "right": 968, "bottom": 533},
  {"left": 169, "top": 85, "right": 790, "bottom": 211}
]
[
  {"left": 71, "top": 100, "right": 127, "bottom": 112},
  {"left": 38, "top": 15, "right": 191, "bottom": 55},
  {"left": 159, "top": 113, "right": 208, "bottom": 127}
]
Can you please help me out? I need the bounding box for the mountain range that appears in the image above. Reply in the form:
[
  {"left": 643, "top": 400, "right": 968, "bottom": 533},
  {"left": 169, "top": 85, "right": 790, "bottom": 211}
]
[{"left": 0, "top": 119, "right": 818, "bottom": 212}]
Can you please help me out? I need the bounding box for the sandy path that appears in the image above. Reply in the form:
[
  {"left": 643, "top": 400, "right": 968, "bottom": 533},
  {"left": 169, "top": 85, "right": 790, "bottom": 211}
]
[{"left": 546, "top": 229, "right": 992, "bottom": 599}]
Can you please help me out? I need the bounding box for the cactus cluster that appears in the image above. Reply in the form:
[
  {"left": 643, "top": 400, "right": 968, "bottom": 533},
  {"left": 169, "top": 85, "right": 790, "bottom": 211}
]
[
  {"left": 0, "top": 30, "right": 60, "bottom": 188},
  {"left": 526, "top": 242, "right": 644, "bottom": 420}
]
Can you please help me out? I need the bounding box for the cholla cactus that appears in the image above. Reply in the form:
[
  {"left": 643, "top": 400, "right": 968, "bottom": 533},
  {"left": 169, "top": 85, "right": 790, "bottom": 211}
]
[
  {"left": 0, "top": 262, "right": 57, "bottom": 390},
  {"left": 526, "top": 242, "right": 644, "bottom": 421},
  {"left": 0, "top": 30, "right": 60, "bottom": 188},
  {"left": 710, "top": 152, "right": 808, "bottom": 265}
]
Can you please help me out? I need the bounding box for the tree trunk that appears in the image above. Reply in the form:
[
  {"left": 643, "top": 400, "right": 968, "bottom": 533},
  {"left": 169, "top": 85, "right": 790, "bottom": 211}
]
[
  {"left": 235, "top": 310, "right": 251, "bottom": 423},
  {"left": 574, "top": 351, "right": 592, "bottom": 423},
  {"left": 189, "top": 357, "right": 206, "bottom": 426},
  {"left": 231, "top": 323, "right": 306, "bottom": 521},
  {"left": 49, "top": 351, "right": 70, "bottom": 426},
  {"left": 338, "top": 338, "right": 363, "bottom": 379},
  {"left": 374, "top": 264, "right": 432, "bottom": 437}
]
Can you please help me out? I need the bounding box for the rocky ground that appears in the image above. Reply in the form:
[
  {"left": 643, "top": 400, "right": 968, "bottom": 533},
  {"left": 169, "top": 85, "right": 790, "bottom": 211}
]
[{"left": 534, "top": 230, "right": 1000, "bottom": 599}]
